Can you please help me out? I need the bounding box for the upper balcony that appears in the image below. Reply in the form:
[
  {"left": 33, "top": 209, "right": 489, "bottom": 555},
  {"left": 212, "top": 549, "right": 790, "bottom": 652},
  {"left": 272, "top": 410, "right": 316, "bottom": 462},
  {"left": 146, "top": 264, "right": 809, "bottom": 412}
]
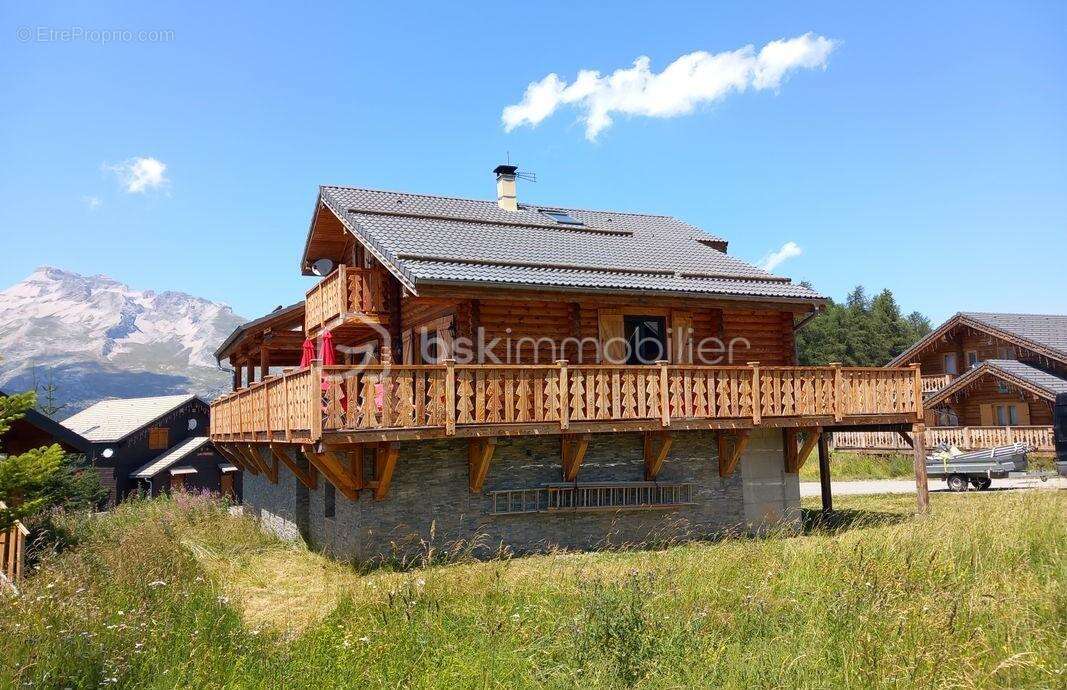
[
  {"left": 210, "top": 362, "right": 924, "bottom": 446},
  {"left": 304, "top": 265, "right": 393, "bottom": 338},
  {"left": 921, "top": 373, "right": 955, "bottom": 395}
]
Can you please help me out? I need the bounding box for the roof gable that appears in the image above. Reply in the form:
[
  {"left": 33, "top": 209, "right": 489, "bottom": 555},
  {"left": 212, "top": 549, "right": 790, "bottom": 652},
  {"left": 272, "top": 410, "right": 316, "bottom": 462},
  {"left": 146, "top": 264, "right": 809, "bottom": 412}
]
[
  {"left": 301, "top": 185, "right": 824, "bottom": 304},
  {"left": 887, "top": 312, "right": 1067, "bottom": 367},
  {"left": 926, "top": 359, "right": 1067, "bottom": 407},
  {"left": 61, "top": 394, "right": 202, "bottom": 443}
]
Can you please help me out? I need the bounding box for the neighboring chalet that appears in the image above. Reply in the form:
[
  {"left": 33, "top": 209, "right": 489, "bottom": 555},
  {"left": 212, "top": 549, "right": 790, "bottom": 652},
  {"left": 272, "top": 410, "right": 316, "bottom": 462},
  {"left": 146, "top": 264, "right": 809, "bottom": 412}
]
[
  {"left": 0, "top": 390, "right": 91, "bottom": 456},
  {"left": 62, "top": 395, "right": 239, "bottom": 503},
  {"left": 835, "top": 312, "right": 1066, "bottom": 453},
  {"left": 210, "top": 166, "right": 927, "bottom": 561}
]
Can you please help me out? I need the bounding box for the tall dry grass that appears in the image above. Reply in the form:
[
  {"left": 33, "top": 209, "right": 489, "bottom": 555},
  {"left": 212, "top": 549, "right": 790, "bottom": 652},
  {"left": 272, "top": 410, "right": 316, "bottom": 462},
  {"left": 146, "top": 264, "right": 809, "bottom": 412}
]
[{"left": 1, "top": 490, "right": 1063, "bottom": 688}]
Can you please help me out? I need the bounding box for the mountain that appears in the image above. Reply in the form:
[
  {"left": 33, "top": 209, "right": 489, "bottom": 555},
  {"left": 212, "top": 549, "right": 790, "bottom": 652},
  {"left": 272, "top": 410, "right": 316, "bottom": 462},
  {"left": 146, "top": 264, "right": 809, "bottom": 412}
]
[{"left": 0, "top": 267, "right": 246, "bottom": 416}]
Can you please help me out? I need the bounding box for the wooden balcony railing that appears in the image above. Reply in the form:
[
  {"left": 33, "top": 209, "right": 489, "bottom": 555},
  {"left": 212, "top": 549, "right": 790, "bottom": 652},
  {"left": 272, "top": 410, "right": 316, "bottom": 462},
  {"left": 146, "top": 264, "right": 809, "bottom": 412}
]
[
  {"left": 304, "top": 265, "right": 391, "bottom": 334},
  {"left": 832, "top": 426, "right": 1055, "bottom": 453},
  {"left": 211, "top": 363, "right": 922, "bottom": 444},
  {"left": 921, "top": 374, "right": 954, "bottom": 394}
]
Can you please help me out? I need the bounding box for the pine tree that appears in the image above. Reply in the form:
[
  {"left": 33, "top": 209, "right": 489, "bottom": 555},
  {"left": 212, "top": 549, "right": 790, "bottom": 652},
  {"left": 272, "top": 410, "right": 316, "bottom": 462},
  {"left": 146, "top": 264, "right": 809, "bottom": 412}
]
[
  {"left": 0, "top": 392, "right": 64, "bottom": 531},
  {"left": 796, "top": 285, "right": 932, "bottom": 366}
]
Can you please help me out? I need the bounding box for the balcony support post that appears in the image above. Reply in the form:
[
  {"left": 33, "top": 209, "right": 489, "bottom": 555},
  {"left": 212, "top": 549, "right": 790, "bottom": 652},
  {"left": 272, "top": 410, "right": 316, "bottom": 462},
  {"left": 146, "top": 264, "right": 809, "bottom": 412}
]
[{"left": 912, "top": 423, "right": 930, "bottom": 515}]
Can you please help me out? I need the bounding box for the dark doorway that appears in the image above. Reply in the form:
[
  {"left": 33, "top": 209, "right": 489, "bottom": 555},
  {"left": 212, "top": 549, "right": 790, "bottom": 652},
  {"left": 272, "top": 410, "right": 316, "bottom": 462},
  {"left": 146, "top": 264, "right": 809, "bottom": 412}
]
[{"left": 624, "top": 316, "right": 668, "bottom": 364}]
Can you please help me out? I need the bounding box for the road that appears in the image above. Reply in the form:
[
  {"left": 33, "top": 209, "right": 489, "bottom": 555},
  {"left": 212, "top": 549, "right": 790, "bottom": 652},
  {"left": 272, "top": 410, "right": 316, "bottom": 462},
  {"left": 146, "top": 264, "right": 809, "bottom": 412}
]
[{"left": 799, "top": 475, "right": 1067, "bottom": 498}]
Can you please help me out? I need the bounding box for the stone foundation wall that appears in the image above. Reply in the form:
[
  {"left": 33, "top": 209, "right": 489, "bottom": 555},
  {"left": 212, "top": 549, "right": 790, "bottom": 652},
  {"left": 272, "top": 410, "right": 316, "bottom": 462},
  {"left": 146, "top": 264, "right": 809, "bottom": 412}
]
[
  {"left": 274, "top": 428, "right": 798, "bottom": 563},
  {"left": 242, "top": 455, "right": 309, "bottom": 542}
]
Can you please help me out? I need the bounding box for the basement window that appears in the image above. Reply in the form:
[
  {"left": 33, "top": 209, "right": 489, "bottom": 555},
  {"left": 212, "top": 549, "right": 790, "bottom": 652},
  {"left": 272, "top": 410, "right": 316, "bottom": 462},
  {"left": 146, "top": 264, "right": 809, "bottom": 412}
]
[
  {"left": 324, "top": 482, "right": 335, "bottom": 519},
  {"left": 540, "top": 209, "right": 584, "bottom": 226}
]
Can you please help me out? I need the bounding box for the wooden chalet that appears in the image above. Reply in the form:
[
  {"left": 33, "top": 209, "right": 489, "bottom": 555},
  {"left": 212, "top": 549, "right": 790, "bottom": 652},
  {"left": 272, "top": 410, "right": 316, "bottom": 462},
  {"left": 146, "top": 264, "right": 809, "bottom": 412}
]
[
  {"left": 835, "top": 312, "right": 1066, "bottom": 453},
  {"left": 62, "top": 395, "right": 239, "bottom": 503},
  {"left": 210, "top": 166, "right": 928, "bottom": 560},
  {"left": 0, "top": 389, "right": 92, "bottom": 456}
]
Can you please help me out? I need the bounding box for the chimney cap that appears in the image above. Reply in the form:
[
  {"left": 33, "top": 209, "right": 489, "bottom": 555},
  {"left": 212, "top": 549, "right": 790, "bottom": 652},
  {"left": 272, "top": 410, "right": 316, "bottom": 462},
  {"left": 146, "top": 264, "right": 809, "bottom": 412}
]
[{"left": 493, "top": 164, "right": 518, "bottom": 176}]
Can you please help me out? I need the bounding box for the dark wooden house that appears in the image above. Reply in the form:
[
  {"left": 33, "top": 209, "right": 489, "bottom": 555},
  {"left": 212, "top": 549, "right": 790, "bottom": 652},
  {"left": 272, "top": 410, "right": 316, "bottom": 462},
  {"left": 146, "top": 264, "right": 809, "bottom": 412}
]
[
  {"left": 0, "top": 390, "right": 91, "bottom": 456},
  {"left": 61, "top": 394, "right": 239, "bottom": 503},
  {"left": 211, "top": 166, "right": 927, "bottom": 561}
]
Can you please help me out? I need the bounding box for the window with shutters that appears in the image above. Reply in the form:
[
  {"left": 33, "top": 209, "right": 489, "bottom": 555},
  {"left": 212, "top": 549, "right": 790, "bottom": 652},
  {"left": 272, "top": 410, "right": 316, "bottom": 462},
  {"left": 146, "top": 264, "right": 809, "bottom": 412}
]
[{"left": 148, "top": 427, "right": 169, "bottom": 450}]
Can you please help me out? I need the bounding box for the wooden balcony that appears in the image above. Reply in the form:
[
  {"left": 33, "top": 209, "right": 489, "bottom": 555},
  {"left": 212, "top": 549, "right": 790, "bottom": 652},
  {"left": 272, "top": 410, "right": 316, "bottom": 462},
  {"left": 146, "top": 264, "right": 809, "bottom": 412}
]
[
  {"left": 304, "top": 265, "right": 392, "bottom": 337},
  {"left": 921, "top": 374, "right": 954, "bottom": 395},
  {"left": 210, "top": 363, "right": 923, "bottom": 445},
  {"left": 832, "top": 425, "right": 1055, "bottom": 453}
]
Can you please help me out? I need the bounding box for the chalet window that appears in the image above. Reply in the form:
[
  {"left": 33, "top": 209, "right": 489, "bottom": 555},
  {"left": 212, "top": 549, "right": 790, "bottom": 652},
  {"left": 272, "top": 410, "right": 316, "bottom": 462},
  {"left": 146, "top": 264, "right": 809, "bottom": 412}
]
[
  {"left": 997, "top": 381, "right": 1011, "bottom": 394},
  {"left": 324, "top": 482, "right": 336, "bottom": 519},
  {"left": 943, "top": 353, "right": 958, "bottom": 375},
  {"left": 148, "top": 427, "right": 169, "bottom": 450},
  {"left": 997, "top": 345, "right": 1015, "bottom": 359},
  {"left": 995, "top": 404, "right": 1019, "bottom": 426},
  {"left": 965, "top": 350, "right": 979, "bottom": 369},
  {"left": 624, "top": 316, "right": 668, "bottom": 364}
]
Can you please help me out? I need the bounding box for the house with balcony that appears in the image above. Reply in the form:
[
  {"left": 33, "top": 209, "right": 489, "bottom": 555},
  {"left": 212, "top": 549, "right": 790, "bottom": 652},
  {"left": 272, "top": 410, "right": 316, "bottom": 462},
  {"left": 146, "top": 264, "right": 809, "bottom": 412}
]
[
  {"left": 210, "top": 165, "right": 925, "bottom": 561},
  {"left": 834, "top": 312, "right": 1066, "bottom": 453}
]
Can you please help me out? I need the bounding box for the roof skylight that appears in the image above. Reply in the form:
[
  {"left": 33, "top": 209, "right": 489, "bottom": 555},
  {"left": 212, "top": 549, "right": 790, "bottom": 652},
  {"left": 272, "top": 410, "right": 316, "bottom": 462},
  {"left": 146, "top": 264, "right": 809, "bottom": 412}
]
[{"left": 540, "top": 209, "right": 584, "bottom": 226}]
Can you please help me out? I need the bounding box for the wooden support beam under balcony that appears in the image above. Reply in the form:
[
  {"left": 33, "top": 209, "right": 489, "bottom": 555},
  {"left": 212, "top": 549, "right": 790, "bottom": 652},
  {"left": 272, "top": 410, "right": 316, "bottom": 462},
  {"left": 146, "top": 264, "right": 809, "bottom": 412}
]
[
  {"left": 468, "top": 437, "right": 497, "bottom": 493},
  {"left": 561, "top": 433, "right": 589, "bottom": 481},
  {"left": 302, "top": 445, "right": 361, "bottom": 501},
  {"left": 643, "top": 431, "right": 672, "bottom": 480},
  {"left": 718, "top": 430, "right": 750, "bottom": 478},
  {"left": 271, "top": 444, "right": 317, "bottom": 490}
]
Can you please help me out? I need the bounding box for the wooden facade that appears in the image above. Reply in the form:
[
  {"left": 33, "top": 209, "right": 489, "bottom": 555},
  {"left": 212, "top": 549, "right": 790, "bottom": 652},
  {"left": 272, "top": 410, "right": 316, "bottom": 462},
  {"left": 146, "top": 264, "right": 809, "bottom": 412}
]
[{"left": 211, "top": 182, "right": 931, "bottom": 526}]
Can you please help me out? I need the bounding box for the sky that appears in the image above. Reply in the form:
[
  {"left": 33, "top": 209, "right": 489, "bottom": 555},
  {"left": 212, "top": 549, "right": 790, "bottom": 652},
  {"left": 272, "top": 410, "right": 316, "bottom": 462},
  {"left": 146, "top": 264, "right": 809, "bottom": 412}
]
[{"left": 1, "top": 1, "right": 1064, "bottom": 325}]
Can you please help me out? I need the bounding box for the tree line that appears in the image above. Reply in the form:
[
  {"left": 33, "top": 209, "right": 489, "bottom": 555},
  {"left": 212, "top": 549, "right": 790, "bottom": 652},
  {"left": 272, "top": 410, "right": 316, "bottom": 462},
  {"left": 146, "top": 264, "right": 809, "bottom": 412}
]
[{"left": 796, "top": 286, "right": 932, "bottom": 366}]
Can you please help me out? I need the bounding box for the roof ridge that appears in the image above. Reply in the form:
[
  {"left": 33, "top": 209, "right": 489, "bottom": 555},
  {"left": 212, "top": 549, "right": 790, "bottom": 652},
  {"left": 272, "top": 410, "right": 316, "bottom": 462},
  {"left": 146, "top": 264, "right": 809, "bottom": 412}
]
[
  {"left": 320, "top": 184, "right": 676, "bottom": 219},
  {"left": 964, "top": 311, "right": 1067, "bottom": 318}
]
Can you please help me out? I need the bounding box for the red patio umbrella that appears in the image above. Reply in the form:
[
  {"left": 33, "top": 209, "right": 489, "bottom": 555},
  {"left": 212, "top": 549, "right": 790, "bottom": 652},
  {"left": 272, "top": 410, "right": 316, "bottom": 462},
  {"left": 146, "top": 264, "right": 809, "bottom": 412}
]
[
  {"left": 319, "top": 330, "right": 346, "bottom": 411},
  {"left": 299, "top": 338, "right": 315, "bottom": 368},
  {"left": 320, "top": 330, "right": 337, "bottom": 365}
]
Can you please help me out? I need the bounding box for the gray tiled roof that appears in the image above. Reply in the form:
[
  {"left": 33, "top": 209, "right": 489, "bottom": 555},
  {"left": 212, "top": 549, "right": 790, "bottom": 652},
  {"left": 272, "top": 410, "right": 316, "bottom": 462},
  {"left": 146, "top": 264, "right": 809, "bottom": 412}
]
[
  {"left": 131, "top": 436, "right": 210, "bottom": 478},
  {"left": 61, "top": 394, "right": 198, "bottom": 442},
  {"left": 318, "top": 186, "right": 823, "bottom": 302},
  {"left": 962, "top": 313, "right": 1067, "bottom": 358},
  {"left": 983, "top": 359, "right": 1067, "bottom": 396}
]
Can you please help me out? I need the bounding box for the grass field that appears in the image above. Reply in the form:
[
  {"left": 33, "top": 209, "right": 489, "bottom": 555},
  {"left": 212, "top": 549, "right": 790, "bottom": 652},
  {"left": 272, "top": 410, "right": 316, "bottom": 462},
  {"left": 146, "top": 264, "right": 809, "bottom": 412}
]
[
  {"left": 2, "top": 490, "right": 1064, "bottom": 688},
  {"left": 798, "top": 450, "right": 915, "bottom": 481}
]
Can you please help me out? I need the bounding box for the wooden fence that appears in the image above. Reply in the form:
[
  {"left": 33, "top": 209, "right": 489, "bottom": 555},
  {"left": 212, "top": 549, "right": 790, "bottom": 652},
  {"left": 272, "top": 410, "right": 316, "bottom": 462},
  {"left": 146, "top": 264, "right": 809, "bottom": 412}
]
[
  {"left": 0, "top": 501, "right": 28, "bottom": 591},
  {"left": 832, "top": 426, "right": 1055, "bottom": 453},
  {"left": 211, "top": 362, "right": 921, "bottom": 442}
]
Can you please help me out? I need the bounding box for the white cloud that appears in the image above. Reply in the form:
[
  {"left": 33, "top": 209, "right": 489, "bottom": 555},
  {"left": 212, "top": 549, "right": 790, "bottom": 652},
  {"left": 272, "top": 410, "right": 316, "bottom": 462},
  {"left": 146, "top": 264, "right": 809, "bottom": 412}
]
[
  {"left": 104, "top": 156, "right": 169, "bottom": 193},
  {"left": 82, "top": 195, "right": 102, "bottom": 210},
  {"left": 502, "top": 33, "right": 837, "bottom": 140},
  {"left": 758, "top": 241, "right": 803, "bottom": 272}
]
